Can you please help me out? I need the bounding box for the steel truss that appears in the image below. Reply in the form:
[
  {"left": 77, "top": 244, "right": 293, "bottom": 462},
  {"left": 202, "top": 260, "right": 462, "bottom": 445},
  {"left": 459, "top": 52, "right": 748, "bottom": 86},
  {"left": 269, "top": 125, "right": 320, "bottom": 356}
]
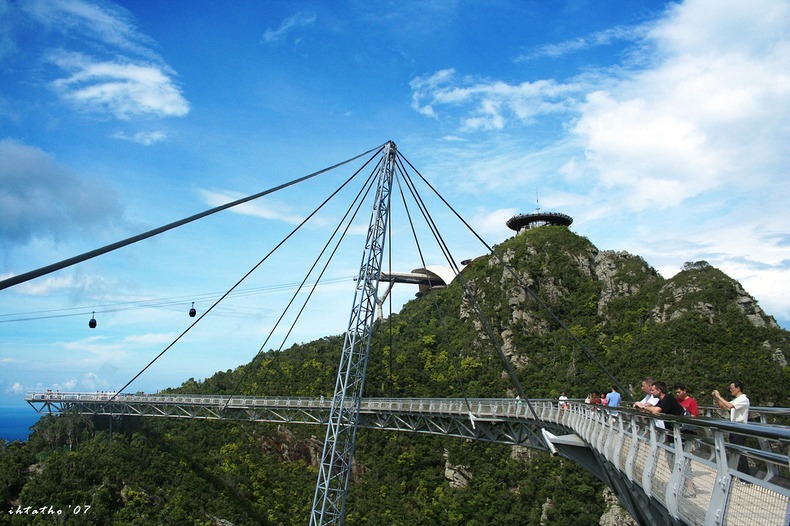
[
  {"left": 310, "top": 141, "right": 397, "bottom": 526},
  {"left": 24, "top": 394, "right": 559, "bottom": 448}
]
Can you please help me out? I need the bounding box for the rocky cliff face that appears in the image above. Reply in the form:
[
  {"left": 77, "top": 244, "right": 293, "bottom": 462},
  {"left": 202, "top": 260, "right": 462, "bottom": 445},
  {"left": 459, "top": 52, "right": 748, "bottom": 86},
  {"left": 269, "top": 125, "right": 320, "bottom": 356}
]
[
  {"left": 593, "top": 250, "right": 658, "bottom": 318},
  {"left": 459, "top": 225, "right": 789, "bottom": 404}
]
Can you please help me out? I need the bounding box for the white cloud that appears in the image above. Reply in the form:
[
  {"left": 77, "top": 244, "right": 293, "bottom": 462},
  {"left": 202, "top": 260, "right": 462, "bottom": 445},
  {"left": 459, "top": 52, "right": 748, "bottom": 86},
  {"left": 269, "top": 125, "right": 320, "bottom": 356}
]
[
  {"left": 262, "top": 12, "right": 317, "bottom": 44},
  {"left": 0, "top": 139, "right": 122, "bottom": 245},
  {"left": 0, "top": 358, "right": 23, "bottom": 365},
  {"left": 470, "top": 208, "right": 518, "bottom": 239},
  {"left": 410, "top": 68, "right": 457, "bottom": 118},
  {"left": 410, "top": 0, "right": 790, "bottom": 210},
  {"left": 57, "top": 377, "right": 78, "bottom": 391},
  {"left": 197, "top": 189, "right": 306, "bottom": 224},
  {"left": 517, "top": 24, "right": 648, "bottom": 61},
  {"left": 570, "top": 1, "right": 790, "bottom": 209},
  {"left": 0, "top": 0, "right": 17, "bottom": 61},
  {"left": 123, "top": 333, "right": 178, "bottom": 345},
  {"left": 111, "top": 130, "right": 168, "bottom": 145},
  {"left": 49, "top": 51, "right": 189, "bottom": 119},
  {"left": 407, "top": 0, "right": 790, "bottom": 327},
  {"left": 22, "top": 0, "right": 159, "bottom": 59},
  {"left": 410, "top": 68, "right": 582, "bottom": 131},
  {"left": 16, "top": 0, "right": 189, "bottom": 123}
]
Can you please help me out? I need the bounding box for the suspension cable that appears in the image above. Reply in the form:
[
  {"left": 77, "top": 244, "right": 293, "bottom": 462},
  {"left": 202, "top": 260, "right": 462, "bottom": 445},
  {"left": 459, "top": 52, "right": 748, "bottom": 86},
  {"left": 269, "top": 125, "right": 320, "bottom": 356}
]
[
  {"left": 392, "top": 168, "right": 474, "bottom": 413},
  {"left": 222, "top": 167, "right": 380, "bottom": 406},
  {"left": 395, "top": 160, "right": 542, "bottom": 429},
  {"left": 107, "top": 146, "right": 384, "bottom": 401},
  {"left": 398, "top": 165, "right": 542, "bottom": 426},
  {"left": 397, "top": 151, "right": 628, "bottom": 400},
  {"left": 0, "top": 144, "right": 386, "bottom": 292}
]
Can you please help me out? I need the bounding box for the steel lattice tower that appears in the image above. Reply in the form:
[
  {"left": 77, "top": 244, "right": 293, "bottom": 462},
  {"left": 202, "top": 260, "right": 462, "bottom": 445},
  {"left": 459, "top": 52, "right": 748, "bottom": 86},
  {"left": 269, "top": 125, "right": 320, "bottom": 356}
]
[{"left": 309, "top": 141, "right": 397, "bottom": 525}]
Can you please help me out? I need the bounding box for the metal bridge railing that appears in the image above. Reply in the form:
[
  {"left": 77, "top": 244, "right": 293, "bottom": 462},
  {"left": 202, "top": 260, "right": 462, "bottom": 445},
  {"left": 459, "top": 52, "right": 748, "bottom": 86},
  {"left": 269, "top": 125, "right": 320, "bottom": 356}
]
[
  {"left": 538, "top": 401, "right": 790, "bottom": 526},
  {"left": 24, "top": 392, "right": 790, "bottom": 526}
]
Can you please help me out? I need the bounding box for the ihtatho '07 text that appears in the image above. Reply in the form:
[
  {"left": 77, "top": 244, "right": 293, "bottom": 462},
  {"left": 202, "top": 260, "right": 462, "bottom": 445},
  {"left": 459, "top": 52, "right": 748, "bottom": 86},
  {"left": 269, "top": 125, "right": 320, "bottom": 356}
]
[{"left": 8, "top": 505, "right": 92, "bottom": 515}]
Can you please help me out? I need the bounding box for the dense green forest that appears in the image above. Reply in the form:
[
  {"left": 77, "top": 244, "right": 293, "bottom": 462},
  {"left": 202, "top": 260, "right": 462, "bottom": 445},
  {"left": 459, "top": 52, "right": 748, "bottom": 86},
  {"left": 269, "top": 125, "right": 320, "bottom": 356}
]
[{"left": 2, "top": 226, "right": 788, "bottom": 525}]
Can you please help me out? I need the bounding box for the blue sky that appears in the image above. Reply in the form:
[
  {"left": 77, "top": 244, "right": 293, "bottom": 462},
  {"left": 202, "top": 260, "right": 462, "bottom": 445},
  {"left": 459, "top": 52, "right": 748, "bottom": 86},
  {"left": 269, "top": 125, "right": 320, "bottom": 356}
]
[{"left": 1, "top": 0, "right": 788, "bottom": 408}]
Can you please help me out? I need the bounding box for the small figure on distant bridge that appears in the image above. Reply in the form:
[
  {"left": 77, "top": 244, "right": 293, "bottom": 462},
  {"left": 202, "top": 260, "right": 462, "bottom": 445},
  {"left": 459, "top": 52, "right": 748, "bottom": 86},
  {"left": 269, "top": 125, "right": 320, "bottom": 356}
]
[
  {"left": 558, "top": 392, "right": 568, "bottom": 409},
  {"left": 712, "top": 381, "right": 751, "bottom": 476},
  {"left": 674, "top": 383, "right": 700, "bottom": 496},
  {"left": 605, "top": 386, "right": 621, "bottom": 409}
]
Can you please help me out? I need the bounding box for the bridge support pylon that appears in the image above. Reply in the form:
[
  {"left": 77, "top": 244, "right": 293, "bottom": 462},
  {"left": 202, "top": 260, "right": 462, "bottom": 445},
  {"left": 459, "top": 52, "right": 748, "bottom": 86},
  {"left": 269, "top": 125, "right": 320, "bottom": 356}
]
[{"left": 309, "top": 141, "right": 397, "bottom": 526}]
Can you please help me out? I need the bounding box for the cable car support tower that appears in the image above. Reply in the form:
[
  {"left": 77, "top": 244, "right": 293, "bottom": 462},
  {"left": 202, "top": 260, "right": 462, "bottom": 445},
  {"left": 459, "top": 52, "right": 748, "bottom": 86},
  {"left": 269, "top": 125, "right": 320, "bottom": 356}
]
[{"left": 310, "top": 141, "right": 397, "bottom": 526}]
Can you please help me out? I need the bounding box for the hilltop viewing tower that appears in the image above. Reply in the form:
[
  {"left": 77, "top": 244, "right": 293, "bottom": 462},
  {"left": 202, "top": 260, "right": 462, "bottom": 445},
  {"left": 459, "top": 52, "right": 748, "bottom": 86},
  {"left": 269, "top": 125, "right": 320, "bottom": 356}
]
[{"left": 506, "top": 210, "right": 573, "bottom": 233}]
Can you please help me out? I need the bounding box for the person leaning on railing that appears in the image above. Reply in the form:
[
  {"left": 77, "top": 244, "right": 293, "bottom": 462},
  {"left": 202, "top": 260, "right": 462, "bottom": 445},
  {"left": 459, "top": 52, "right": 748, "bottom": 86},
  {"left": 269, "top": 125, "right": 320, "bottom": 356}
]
[{"left": 634, "top": 381, "right": 685, "bottom": 430}]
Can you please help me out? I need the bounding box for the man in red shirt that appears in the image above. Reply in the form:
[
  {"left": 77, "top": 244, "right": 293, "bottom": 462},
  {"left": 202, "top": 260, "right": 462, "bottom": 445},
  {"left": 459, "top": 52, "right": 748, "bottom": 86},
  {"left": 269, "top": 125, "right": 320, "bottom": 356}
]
[
  {"left": 673, "top": 383, "right": 699, "bottom": 416},
  {"left": 673, "top": 383, "right": 700, "bottom": 497}
]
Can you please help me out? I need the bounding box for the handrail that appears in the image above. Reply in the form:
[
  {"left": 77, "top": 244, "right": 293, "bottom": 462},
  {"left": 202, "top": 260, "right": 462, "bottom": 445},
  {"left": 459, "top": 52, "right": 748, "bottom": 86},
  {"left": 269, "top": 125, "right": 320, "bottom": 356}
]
[
  {"left": 24, "top": 391, "right": 790, "bottom": 525},
  {"left": 24, "top": 391, "right": 790, "bottom": 441}
]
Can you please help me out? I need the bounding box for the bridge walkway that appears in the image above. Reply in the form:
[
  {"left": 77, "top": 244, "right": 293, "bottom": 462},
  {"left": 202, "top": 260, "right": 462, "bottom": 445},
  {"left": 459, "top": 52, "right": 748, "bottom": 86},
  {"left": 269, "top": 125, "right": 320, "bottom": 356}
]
[{"left": 25, "top": 392, "right": 790, "bottom": 526}]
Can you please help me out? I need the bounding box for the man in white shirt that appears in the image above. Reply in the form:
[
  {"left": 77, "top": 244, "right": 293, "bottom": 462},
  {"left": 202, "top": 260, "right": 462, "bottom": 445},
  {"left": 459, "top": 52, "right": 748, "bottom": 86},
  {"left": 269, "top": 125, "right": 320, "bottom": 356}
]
[
  {"left": 712, "top": 381, "right": 751, "bottom": 476},
  {"left": 634, "top": 377, "right": 660, "bottom": 407},
  {"left": 633, "top": 377, "right": 663, "bottom": 427}
]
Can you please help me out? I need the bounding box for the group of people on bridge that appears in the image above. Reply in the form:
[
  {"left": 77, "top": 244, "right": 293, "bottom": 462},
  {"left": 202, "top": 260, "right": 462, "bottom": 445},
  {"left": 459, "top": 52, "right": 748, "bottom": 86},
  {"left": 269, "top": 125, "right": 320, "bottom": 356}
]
[
  {"left": 564, "top": 377, "right": 749, "bottom": 429},
  {"left": 633, "top": 377, "right": 752, "bottom": 476}
]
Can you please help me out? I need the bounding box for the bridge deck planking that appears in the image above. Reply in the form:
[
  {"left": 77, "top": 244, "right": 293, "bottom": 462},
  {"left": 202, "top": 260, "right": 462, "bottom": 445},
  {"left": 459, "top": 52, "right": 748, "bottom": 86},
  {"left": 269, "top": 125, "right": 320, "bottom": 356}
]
[{"left": 24, "top": 392, "right": 790, "bottom": 526}]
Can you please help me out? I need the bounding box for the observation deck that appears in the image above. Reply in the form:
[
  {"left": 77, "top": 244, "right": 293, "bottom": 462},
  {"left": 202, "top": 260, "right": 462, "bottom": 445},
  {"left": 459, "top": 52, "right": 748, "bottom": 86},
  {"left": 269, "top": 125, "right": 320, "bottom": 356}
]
[{"left": 506, "top": 211, "right": 574, "bottom": 232}]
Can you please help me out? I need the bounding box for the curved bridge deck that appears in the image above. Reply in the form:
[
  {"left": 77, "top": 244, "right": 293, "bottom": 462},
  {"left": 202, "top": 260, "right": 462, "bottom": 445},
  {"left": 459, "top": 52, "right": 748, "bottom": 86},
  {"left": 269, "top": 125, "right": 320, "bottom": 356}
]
[{"left": 25, "top": 392, "right": 790, "bottom": 526}]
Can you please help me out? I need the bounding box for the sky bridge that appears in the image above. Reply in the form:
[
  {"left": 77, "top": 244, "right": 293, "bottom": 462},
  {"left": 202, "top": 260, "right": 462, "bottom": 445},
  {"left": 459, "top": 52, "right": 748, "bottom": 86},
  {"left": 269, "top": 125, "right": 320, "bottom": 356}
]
[
  {"left": 9, "top": 143, "right": 790, "bottom": 525},
  {"left": 26, "top": 391, "right": 790, "bottom": 526}
]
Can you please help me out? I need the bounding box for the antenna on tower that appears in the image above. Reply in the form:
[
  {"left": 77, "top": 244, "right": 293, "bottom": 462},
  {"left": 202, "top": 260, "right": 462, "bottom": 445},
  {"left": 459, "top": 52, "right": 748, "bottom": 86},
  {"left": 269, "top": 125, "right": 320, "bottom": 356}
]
[{"left": 535, "top": 189, "right": 540, "bottom": 212}]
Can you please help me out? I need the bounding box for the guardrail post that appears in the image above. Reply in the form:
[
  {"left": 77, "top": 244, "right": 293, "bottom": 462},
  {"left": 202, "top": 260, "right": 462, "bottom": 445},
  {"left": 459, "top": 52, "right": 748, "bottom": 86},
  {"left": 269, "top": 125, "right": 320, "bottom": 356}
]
[
  {"left": 605, "top": 414, "right": 621, "bottom": 465},
  {"left": 624, "top": 416, "right": 639, "bottom": 482},
  {"left": 641, "top": 421, "right": 659, "bottom": 498},
  {"left": 665, "top": 425, "right": 685, "bottom": 520},
  {"left": 756, "top": 414, "right": 781, "bottom": 479},
  {"left": 707, "top": 430, "right": 731, "bottom": 525}
]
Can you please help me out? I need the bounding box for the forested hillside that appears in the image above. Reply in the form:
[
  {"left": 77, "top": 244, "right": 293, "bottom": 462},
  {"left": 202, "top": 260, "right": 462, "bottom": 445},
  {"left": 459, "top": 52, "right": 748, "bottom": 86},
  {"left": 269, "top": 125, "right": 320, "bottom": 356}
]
[{"left": 2, "top": 226, "right": 788, "bottom": 525}]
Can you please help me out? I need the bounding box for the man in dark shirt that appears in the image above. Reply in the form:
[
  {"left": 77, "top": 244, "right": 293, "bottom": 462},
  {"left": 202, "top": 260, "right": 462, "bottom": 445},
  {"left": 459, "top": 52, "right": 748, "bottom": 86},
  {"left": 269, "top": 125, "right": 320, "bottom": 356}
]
[{"left": 635, "top": 381, "right": 685, "bottom": 429}]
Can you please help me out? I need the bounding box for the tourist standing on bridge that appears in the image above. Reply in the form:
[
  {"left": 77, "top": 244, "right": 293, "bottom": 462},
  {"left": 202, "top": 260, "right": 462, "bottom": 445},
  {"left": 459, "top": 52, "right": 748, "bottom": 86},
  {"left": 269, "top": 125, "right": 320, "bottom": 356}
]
[
  {"left": 673, "top": 383, "right": 699, "bottom": 417},
  {"left": 635, "top": 381, "right": 685, "bottom": 429},
  {"left": 634, "top": 377, "right": 659, "bottom": 409},
  {"left": 673, "top": 383, "right": 700, "bottom": 497},
  {"left": 605, "top": 386, "right": 621, "bottom": 409},
  {"left": 605, "top": 386, "right": 621, "bottom": 419},
  {"left": 712, "top": 381, "right": 751, "bottom": 476}
]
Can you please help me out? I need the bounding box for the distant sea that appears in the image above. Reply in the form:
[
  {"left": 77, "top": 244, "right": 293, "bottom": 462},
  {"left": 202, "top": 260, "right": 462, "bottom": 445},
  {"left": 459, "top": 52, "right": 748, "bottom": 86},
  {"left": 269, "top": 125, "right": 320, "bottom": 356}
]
[{"left": 0, "top": 406, "right": 42, "bottom": 442}]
